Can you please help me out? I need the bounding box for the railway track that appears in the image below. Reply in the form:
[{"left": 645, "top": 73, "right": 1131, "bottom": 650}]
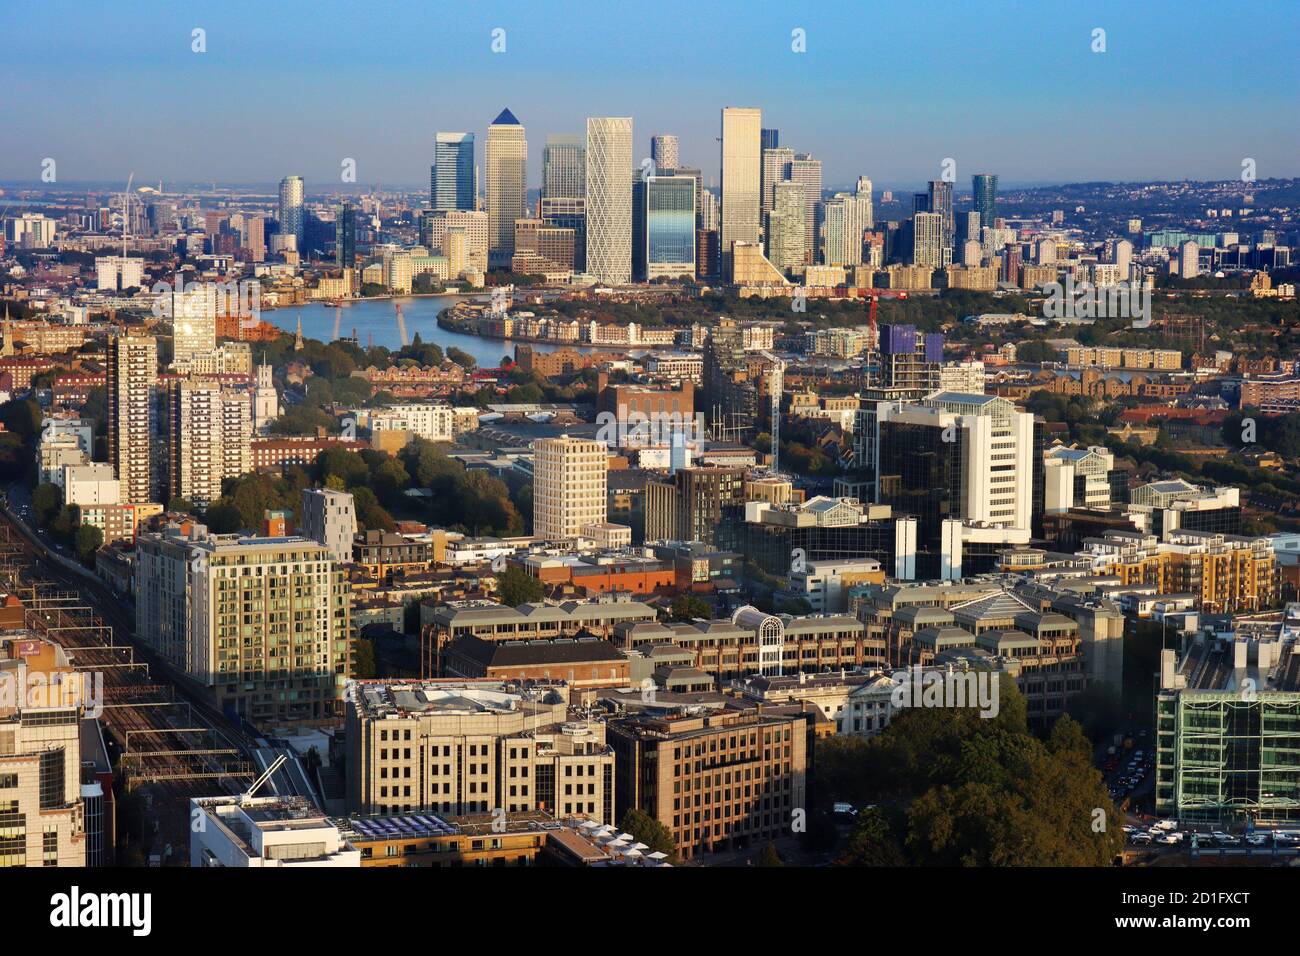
[{"left": 0, "top": 513, "right": 256, "bottom": 819}]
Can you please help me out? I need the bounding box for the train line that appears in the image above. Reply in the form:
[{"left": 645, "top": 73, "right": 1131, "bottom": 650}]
[{"left": 0, "top": 511, "right": 256, "bottom": 840}]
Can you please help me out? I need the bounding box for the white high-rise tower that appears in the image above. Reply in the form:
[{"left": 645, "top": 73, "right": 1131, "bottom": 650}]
[{"left": 585, "top": 117, "right": 633, "bottom": 284}]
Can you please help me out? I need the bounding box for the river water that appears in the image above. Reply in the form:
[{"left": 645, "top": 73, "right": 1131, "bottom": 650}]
[{"left": 268, "top": 295, "right": 579, "bottom": 368}]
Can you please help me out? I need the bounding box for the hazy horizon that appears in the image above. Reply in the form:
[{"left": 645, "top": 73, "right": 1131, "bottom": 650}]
[{"left": 3, "top": 0, "right": 1298, "bottom": 188}]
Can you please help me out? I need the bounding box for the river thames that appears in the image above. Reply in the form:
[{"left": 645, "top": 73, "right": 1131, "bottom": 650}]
[{"left": 267, "top": 295, "right": 579, "bottom": 368}]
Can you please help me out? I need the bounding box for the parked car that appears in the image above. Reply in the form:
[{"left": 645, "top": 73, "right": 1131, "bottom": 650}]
[
  {"left": 1211, "top": 831, "right": 1240, "bottom": 845},
  {"left": 1130, "top": 832, "right": 1153, "bottom": 845}
]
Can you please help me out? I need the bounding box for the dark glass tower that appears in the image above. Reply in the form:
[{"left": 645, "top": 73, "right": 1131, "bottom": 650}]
[{"left": 973, "top": 173, "right": 998, "bottom": 232}]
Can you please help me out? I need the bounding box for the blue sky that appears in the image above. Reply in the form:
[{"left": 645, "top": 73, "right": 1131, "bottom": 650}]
[{"left": 2, "top": 0, "right": 1297, "bottom": 190}]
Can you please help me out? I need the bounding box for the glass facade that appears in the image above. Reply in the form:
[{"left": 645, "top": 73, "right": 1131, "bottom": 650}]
[
  {"left": 639, "top": 175, "right": 695, "bottom": 280},
  {"left": 432, "top": 133, "right": 475, "bottom": 211},
  {"left": 972, "top": 173, "right": 997, "bottom": 233},
  {"left": 1158, "top": 691, "right": 1300, "bottom": 825}
]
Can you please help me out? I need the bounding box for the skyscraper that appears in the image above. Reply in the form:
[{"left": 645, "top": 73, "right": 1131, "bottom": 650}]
[
  {"left": 650, "top": 134, "right": 679, "bottom": 171},
  {"left": 761, "top": 128, "right": 780, "bottom": 151},
  {"left": 823, "top": 192, "right": 869, "bottom": 268},
  {"left": 485, "top": 109, "right": 527, "bottom": 264},
  {"left": 912, "top": 211, "right": 944, "bottom": 269},
  {"left": 432, "top": 132, "right": 475, "bottom": 211},
  {"left": 166, "top": 379, "right": 251, "bottom": 508},
  {"left": 761, "top": 146, "right": 795, "bottom": 214},
  {"left": 533, "top": 436, "right": 608, "bottom": 540},
  {"left": 585, "top": 116, "right": 633, "bottom": 283},
  {"left": 856, "top": 176, "right": 874, "bottom": 230},
  {"left": 335, "top": 202, "right": 355, "bottom": 269},
  {"left": 767, "top": 180, "right": 807, "bottom": 275},
  {"left": 542, "top": 133, "right": 585, "bottom": 200},
  {"left": 972, "top": 173, "right": 998, "bottom": 233},
  {"left": 169, "top": 284, "right": 218, "bottom": 370},
  {"left": 277, "top": 175, "right": 304, "bottom": 250},
  {"left": 107, "top": 332, "right": 158, "bottom": 504},
  {"left": 720, "top": 107, "right": 762, "bottom": 276},
  {"left": 788, "top": 154, "right": 822, "bottom": 264},
  {"left": 633, "top": 174, "right": 696, "bottom": 281},
  {"left": 927, "top": 180, "right": 955, "bottom": 265}
]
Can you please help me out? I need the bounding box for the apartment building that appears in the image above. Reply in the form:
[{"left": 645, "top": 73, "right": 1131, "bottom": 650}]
[
  {"left": 300, "top": 488, "right": 357, "bottom": 565},
  {"left": 344, "top": 680, "right": 615, "bottom": 823},
  {"left": 107, "top": 332, "right": 158, "bottom": 504},
  {"left": 533, "top": 436, "right": 608, "bottom": 541},
  {"left": 135, "top": 526, "right": 351, "bottom": 721},
  {"left": 1078, "top": 529, "right": 1277, "bottom": 614}
]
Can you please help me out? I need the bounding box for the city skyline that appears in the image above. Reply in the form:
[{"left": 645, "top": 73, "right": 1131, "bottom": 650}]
[{"left": 2, "top": 1, "right": 1298, "bottom": 188}]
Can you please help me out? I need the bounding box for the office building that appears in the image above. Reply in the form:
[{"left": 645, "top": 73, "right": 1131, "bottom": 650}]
[
  {"left": 761, "top": 146, "right": 794, "bottom": 214},
  {"left": 344, "top": 680, "right": 615, "bottom": 821},
  {"left": 420, "top": 209, "right": 489, "bottom": 274},
  {"left": 542, "top": 133, "right": 585, "bottom": 200},
  {"left": 300, "top": 488, "right": 358, "bottom": 565},
  {"left": 788, "top": 154, "right": 822, "bottom": 262},
  {"left": 605, "top": 699, "right": 807, "bottom": 861},
  {"left": 190, "top": 795, "right": 361, "bottom": 867},
  {"left": 584, "top": 117, "right": 633, "bottom": 283},
  {"left": 277, "top": 175, "right": 304, "bottom": 250},
  {"left": 876, "top": 392, "right": 1036, "bottom": 578},
  {"left": 650, "top": 133, "right": 679, "bottom": 171},
  {"left": 533, "top": 435, "right": 608, "bottom": 541},
  {"left": 633, "top": 174, "right": 696, "bottom": 281},
  {"left": 645, "top": 466, "right": 747, "bottom": 545},
  {"left": 539, "top": 196, "right": 586, "bottom": 272},
  {"left": 0, "top": 634, "right": 96, "bottom": 867},
  {"left": 335, "top": 202, "right": 356, "bottom": 268},
  {"left": 107, "top": 332, "right": 157, "bottom": 504},
  {"left": 720, "top": 107, "right": 762, "bottom": 275},
  {"left": 1155, "top": 638, "right": 1300, "bottom": 825},
  {"left": 432, "top": 132, "right": 475, "bottom": 211},
  {"left": 485, "top": 109, "right": 527, "bottom": 263}
]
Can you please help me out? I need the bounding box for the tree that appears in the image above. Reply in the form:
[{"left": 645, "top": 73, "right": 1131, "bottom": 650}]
[
  {"left": 837, "top": 807, "right": 907, "bottom": 866},
  {"left": 818, "top": 679, "right": 1121, "bottom": 867},
  {"left": 756, "top": 841, "right": 784, "bottom": 867},
  {"left": 495, "top": 567, "right": 543, "bottom": 607},
  {"left": 620, "top": 808, "right": 677, "bottom": 863},
  {"left": 670, "top": 594, "right": 710, "bottom": 622},
  {"left": 353, "top": 639, "right": 377, "bottom": 679},
  {"left": 74, "top": 523, "right": 104, "bottom": 564},
  {"left": 32, "top": 482, "right": 61, "bottom": 527}
]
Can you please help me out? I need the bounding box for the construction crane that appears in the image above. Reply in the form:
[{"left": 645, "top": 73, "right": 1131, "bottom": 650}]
[
  {"left": 394, "top": 301, "right": 408, "bottom": 347},
  {"left": 760, "top": 350, "right": 785, "bottom": 475}
]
